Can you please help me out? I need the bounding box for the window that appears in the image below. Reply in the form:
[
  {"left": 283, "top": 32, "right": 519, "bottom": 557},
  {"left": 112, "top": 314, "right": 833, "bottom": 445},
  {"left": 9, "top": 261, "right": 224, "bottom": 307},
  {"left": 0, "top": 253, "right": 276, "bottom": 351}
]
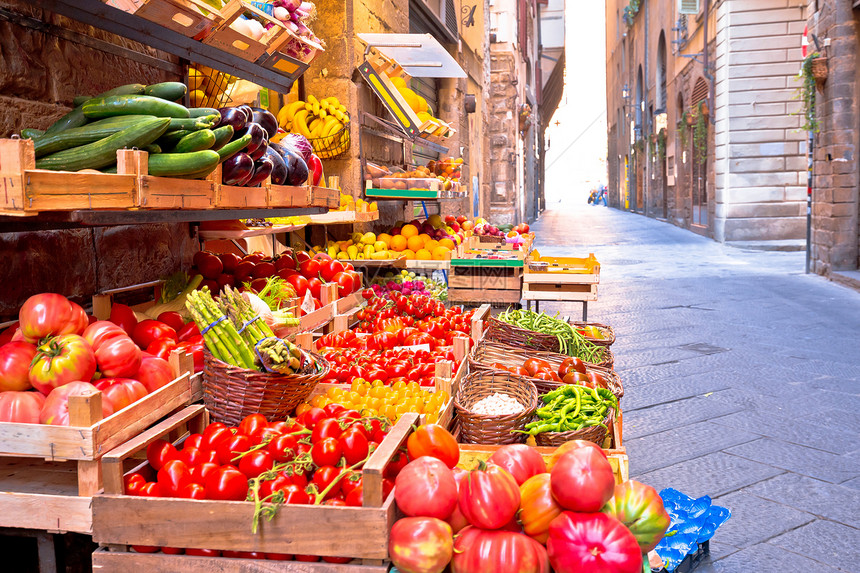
[{"left": 656, "top": 33, "right": 667, "bottom": 111}]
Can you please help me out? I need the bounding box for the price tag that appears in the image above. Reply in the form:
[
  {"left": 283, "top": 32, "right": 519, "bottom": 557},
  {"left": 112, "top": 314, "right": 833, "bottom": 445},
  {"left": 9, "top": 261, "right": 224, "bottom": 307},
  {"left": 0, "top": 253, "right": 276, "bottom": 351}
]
[
  {"left": 300, "top": 290, "right": 315, "bottom": 314},
  {"left": 394, "top": 344, "right": 431, "bottom": 352}
]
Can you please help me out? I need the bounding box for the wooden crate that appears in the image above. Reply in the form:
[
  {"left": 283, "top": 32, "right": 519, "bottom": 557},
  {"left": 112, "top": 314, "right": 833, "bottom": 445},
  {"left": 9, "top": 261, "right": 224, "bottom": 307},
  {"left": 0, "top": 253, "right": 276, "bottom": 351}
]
[
  {"left": 447, "top": 266, "right": 522, "bottom": 305},
  {"left": 448, "top": 288, "right": 521, "bottom": 305},
  {"left": 117, "top": 150, "right": 216, "bottom": 210},
  {"left": 209, "top": 164, "right": 269, "bottom": 208},
  {"left": 0, "top": 354, "right": 200, "bottom": 534},
  {"left": 309, "top": 186, "right": 340, "bottom": 208},
  {"left": 521, "top": 281, "right": 598, "bottom": 302},
  {"left": 91, "top": 548, "right": 390, "bottom": 572},
  {"left": 92, "top": 407, "right": 419, "bottom": 562},
  {"left": 125, "top": 0, "right": 222, "bottom": 38},
  {"left": 202, "top": 0, "right": 286, "bottom": 61},
  {"left": 0, "top": 139, "right": 136, "bottom": 216}
]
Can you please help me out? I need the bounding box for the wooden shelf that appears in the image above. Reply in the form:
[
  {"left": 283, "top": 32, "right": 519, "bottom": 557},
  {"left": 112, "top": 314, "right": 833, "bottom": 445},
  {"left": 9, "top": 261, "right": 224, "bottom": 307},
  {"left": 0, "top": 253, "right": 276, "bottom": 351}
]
[
  {"left": 197, "top": 223, "right": 306, "bottom": 241},
  {"left": 306, "top": 210, "right": 380, "bottom": 224}
]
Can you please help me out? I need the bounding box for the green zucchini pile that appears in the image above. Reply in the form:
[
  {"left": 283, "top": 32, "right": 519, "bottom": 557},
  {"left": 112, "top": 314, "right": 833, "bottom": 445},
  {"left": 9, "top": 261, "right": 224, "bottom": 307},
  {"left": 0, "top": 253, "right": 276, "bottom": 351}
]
[{"left": 22, "top": 82, "right": 237, "bottom": 179}]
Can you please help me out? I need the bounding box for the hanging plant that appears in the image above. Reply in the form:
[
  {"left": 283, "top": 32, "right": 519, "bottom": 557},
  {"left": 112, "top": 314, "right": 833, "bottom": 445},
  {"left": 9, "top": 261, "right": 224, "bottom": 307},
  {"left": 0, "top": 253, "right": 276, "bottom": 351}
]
[
  {"left": 623, "top": 0, "right": 641, "bottom": 27},
  {"left": 798, "top": 52, "right": 820, "bottom": 133},
  {"left": 633, "top": 138, "right": 645, "bottom": 155},
  {"left": 693, "top": 101, "right": 708, "bottom": 164},
  {"left": 676, "top": 118, "right": 689, "bottom": 151},
  {"left": 657, "top": 129, "right": 667, "bottom": 161}
]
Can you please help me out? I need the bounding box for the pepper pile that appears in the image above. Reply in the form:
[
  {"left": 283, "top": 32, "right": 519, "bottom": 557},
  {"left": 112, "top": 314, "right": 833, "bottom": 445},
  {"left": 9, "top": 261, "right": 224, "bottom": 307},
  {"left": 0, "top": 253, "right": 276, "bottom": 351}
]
[
  {"left": 498, "top": 308, "right": 606, "bottom": 363},
  {"left": 523, "top": 385, "right": 618, "bottom": 436}
]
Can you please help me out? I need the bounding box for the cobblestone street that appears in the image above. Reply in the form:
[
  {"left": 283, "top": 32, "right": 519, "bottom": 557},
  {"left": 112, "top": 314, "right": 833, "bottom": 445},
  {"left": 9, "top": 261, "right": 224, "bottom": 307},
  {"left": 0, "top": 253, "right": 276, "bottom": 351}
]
[{"left": 530, "top": 199, "right": 860, "bottom": 572}]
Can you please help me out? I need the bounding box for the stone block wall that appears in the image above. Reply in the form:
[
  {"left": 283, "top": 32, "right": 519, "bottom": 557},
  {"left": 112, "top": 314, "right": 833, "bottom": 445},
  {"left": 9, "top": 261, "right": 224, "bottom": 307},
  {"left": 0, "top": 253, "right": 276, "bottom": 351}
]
[
  {"left": 713, "top": 0, "right": 807, "bottom": 243},
  {"left": 0, "top": 1, "right": 193, "bottom": 319},
  {"left": 485, "top": 48, "right": 519, "bottom": 225},
  {"left": 807, "top": 0, "right": 859, "bottom": 274}
]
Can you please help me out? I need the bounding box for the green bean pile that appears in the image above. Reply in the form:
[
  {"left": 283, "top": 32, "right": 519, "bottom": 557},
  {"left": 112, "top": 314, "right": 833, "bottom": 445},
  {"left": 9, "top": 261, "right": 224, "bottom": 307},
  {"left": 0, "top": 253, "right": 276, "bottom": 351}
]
[
  {"left": 522, "top": 385, "right": 618, "bottom": 435},
  {"left": 498, "top": 308, "right": 605, "bottom": 362}
]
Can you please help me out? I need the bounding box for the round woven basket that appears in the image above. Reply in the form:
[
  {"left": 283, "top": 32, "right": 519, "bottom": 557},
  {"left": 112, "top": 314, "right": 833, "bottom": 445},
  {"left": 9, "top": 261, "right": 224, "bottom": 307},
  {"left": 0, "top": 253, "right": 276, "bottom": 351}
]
[
  {"left": 534, "top": 408, "right": 615, "bottom": 448},
  {"left": 571, "top": 321, "right": 616, "bottom": 347},
  {"left": 486, "top": 316, "right": 614, "bottom": 369},
  {"left": 202, "top": 349, "right": 329, "bottom": 425},
  {"left": 469, "top": 339, "right": 624, "bottom": 401},
  {"left": 454, "top": 371, "right": 539, "bottom": 445}
]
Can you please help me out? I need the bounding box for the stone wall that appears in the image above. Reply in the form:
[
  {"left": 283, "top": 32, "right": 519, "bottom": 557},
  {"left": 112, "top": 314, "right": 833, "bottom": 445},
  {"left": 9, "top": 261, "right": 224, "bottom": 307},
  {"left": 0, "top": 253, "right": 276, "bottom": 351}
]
[
  {"left": 0, "top": 1, "right": 193, "bottom": 319},
  {"left": 807, "top": 0, "right": 859, "bottom": 274},
  {"left": 486, "top": 48, "right": 519, "bottom": 225}
]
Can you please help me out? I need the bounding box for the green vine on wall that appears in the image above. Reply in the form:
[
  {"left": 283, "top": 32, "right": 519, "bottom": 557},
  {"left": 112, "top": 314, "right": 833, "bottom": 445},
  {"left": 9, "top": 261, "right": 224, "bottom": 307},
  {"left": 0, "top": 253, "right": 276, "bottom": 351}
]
[
  {"left": 677, "top": 117, "right": 689, "bottom": 151},
  {"left": 798, "top": 52, "right": 819, "bottom": 133},
  {"left": 623, "top": 0, "right": 641, "bottom": 27},
  {"left": 693, "top": 101, "right": 708, "bottom": 164}
]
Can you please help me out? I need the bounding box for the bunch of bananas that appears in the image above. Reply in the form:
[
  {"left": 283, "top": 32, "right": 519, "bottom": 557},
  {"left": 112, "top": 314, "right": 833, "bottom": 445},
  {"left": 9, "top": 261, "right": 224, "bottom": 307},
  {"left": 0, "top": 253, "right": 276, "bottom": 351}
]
[{"left": 276, "top": 95, "right": 350, "bottom": 158}]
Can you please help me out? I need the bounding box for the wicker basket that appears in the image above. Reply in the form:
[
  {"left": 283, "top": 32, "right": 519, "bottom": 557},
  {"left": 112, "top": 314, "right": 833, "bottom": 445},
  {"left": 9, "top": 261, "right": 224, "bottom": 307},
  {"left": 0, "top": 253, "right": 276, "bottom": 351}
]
[
  {"left": 308, "top": 120, "right": 350, "bottom": 160},
  {"left": 485, "top": 317, "right": 615, "bottom": 369},
  {"left": 811, "top": 56, "right": 828, "bottom": 83},
  {"left": 202, "top": 349, "right": 328, "bottom": 425},
  {"left": 468, "top": 339, "right": 624, "bottom": 401},
  {"left": 454, "top": 371, "right": 539, "bottom": 445},
  {"left": 534, "top": 408, "right": 615, "bottom": 448},
  {"left": 571, "top": 321, "right": 616, "bottom": 347}
]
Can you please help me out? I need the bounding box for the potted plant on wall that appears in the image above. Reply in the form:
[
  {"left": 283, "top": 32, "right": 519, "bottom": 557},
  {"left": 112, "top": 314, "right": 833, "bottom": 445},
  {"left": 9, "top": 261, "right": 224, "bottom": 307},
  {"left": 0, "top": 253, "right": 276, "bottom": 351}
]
[
  {"left": 799, "top": 52, "right": 821, "bottom": 132},
  {"left": 693, "top": 101, "right": 708, "bottom": 163}
]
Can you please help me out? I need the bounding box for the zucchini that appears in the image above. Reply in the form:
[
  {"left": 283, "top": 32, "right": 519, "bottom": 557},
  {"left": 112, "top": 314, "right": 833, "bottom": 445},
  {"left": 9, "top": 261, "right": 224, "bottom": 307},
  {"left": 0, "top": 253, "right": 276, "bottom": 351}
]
[
  {"left": 72, "top": 84, "right": 145, "bottom": 108},
  {"left": 21, "top": 128, "right": 45, "bottom": 139},
  {"left": 210, "top": 125, "right": 234, "bottom": 150},
  {"left": 216, "top": 133, "right": 252, "bottom": 162},
  {"left": 35, "top": 118, "right": 171, "bottom": 171},
  {"left": 44, "top": 106, "right": 87, "bottom": 135},
  {"left": 157, "top": 129, "right": 192, "bottom": 150},
  {"left": 144, "top": 82, "right": 187, "bottom": 102},
  {"left": 87, "top": 114, "right": 157, "bottom": 127},
  {"left": 174, "top": 129, "right": 216, "bottom": 153},
  {"left": 142, "top": 144, "right": 162, "bottom": 154},
  {"left": 188, "top": 107, "right": 219, "bottom": 118},
  {"left": 73, "top": 96, "right": 91, "bottom": 107},
  {"left": 102, "top": 165, "right": 117, "bottom": 174},
  {"left": 34, "top": 115, "right": 153, "bottom": 157},
  {"left": 174, "top": 165, "right": 219, "bottom": 180},
  {"left": 82, "top": 95, "right": 190, "bottom": 120},
  {"left": 148, "top": 150, "right": 220, "bottom": 177},
  {"left": 167, "top": 115, "right": 218, "bottom": 131}
]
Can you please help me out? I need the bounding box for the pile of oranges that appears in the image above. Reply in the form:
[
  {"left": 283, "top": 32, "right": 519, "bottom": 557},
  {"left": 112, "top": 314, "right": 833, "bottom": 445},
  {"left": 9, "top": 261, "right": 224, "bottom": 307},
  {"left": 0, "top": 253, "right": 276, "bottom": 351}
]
[
  {"left": 301, "top": 379, "right": 450, "bottom": 423},
  {"left": 380, "top": 223, "right": 456, "bottom": 261}
]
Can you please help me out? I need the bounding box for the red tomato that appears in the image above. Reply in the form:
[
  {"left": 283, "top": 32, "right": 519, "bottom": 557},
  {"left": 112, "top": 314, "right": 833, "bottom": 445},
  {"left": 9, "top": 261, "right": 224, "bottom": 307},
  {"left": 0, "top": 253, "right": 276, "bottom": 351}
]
[
  {"left": 189, "top": 462, "right": 220, "bottom": 485},
  {"left": 147, "top": 439, "right": 179, "bottom": 471},
  {"left": 331, "top": 272, "right": 354, "bottom": 297},
  {"left": 161, "top": 547, "right": 184, "bottom": 555},
  {"left": 158, "top": 459, "right": 191, "bottom": 497},
  {"left": 145, "top": 337, "right": 178, "bottom": 361},
  {"left": 307, "top": 277, "right": 323, "bottom": 300},
  {"left": 311, "top": 417, "right": 342, "bottom": 442},
  {"left": 340, "top": 429, "right": 369, "bottom": 465},
  {"left": 124, "top": 473, "right": 146, "bottom": 496},
  {"left": 185, "top": 548, "right": 221, "bottom": 557},
  {"left": 216, "top": 434, "right": 252, "bottom": 466},
  {"left": 135, "top": 354, "right": 174, "bottom": 393},
  {"left": 404, "top": 332, "right": 435, "bottom": 349},
  {"left": 311, "top": 437, "right": 343, "bottom": 467},
  {"left": 546, "top": 512, "right": 642, "bottom": 573},
  {"left": 95, "top": 335, "right": 142, "bottom": 378},
  {"left": 109, "top": 303, "right": 138, "bottom": 335},
  {"left": 368, "top": 332, "right": 397, "bottom": 351},
  {"left": 519, "top": 473, "right": 563, "bottom": 544},
  {"left": 267, "top": 433, "right": 299, "bottom": 462},
  {"left": 320, "top": 260, "right": 345, "bottom": 282},
  {"left": 175, "top": 339, "right": 204, "bottom": 373},
  {"left": 0, "top": 341, "right": 37, "bottom": 392},
  {"left": 0, "top": 323, "right": 19, "bottom": 346},
  {"left": 550, "top": 447, "right": 615, "bottom": 512},
  {"left": 452, "top": 527, "right": 549, "bottom": 573},
  {"left": 265, "top": 553, "right": 294, "bottom": 560},
  {"left": 297, "top": 407, "right": 327, "bottom": 429},
  {"left": 177, "top": 447, "right": 205, "bottom": 467},
  {"left": 299, "top": 258, "right": 322, "bottom": 280},
  {"left": 274, "top": 254, "right": 296, "bottom": 271},
  {"left": 546, "top": 440, "right": 607, "bottom": 470},
  {"left": 389, "top": 517, "right": 454, "bottom": 573},
  {"left": 18, "top": 293, "right": 74, "bottom": 342},
  {"left": 238, "top": 450, "right": 275, "bottom": 479},
  {"left": 218, "top": 252, "right": 242, "bottom": 273},
  {"left": 138, "top": 482, "right": 162, "bottom": 497},
  {"left": 286, "top": 274, "right": 309, "bottom": 297},
  {"left": 603, "top": 480, "right": 671, "bottom": 553},
  {"left": 459, "top": 463, "right": 521, "bottom": 529},
  {"left": 156, "top": 312, "right": 185, "bottom": 332},
  {"left": 395, "top": 457, "right": 457, "bottom": 520},
  {"left": 205, "top": 467, "right": 248, "bottom": 501},
  {"left": 200, "top": 422, "right": 232, "bottom": 451},
  {"left": 195, "top": 251, "right": 224, "bottom": 280},
  {"left": 83, "top": 321, "right": 125, "bottom": 352},
  {"left": 488, "top": 444, "right": 547, "bottom": 485},
  {"left": 29, "top": 334, "right": 97, "bottom": 395},
  {"left": 0, "top": 391, "right": 45, "bottom": 423},
  {"left": 237, "top": 413, "right": 268, "bottom": 439},
  {"left": 39, "top": 381, "right": 114, "bottom": 425},
  {"left": 406, "top": 424, "right": 459, "bottom": 469},
  {"left": 312, "top": 465, "right": 342, "bottom": 499},
  {"left": 93, "top": 378, "right": 148, "bottom": 411},
  {"left": 384, "top": 450, "right": 410, "bottom": 480},
  {"left": 344, "top": 484, "right": 363, "bottom": 507},
  {"left": 322, "top": 555, "right": 353, "bottom": 564},
  {"left": 132, "top": 320, "right": 177, "bottom": 350},
  {"left": 176, "top": 322, "right": 201, "bottom": 343},
  {"left": 131, "top": 546, "right": 159, "bottom": 554},
  {"left": 295, "top": 555, "right": 321, "bottom": 562}
]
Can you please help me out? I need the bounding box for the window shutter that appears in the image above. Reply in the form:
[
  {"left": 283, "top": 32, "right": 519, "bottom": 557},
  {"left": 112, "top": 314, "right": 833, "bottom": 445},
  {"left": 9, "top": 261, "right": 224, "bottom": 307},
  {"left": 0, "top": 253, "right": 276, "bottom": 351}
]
[{"left": 679, "top": 0, "right": 699, "bottom": 15}]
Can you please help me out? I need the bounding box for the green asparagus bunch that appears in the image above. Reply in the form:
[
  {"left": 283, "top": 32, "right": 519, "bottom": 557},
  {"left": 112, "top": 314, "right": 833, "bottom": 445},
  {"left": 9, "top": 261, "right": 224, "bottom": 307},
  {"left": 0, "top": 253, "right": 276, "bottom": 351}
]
[{"left": 186, "top": 287, "right": 256, "bottom": 369}]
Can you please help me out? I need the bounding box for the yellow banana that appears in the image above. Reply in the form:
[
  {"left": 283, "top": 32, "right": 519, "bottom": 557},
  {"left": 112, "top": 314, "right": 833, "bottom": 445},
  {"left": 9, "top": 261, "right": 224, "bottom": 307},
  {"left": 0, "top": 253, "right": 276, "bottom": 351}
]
[
  {"left": 276, "top": 106, "right": 291, "bottom": 128},
  {"left": 284, "top": 100, "right": 306, "bottom": 123},
  {"left": 292, "top": 109, "right": 312, "bottom": 138},
  {"left": 318, "top": 108, "right": 327, "bottom": 119}
]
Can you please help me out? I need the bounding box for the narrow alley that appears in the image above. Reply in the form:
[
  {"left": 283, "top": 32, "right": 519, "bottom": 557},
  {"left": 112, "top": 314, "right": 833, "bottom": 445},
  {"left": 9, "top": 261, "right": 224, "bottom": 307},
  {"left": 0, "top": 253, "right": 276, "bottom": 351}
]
[{"left": 530, "top": 200, "right": 860, "bottom": 571}]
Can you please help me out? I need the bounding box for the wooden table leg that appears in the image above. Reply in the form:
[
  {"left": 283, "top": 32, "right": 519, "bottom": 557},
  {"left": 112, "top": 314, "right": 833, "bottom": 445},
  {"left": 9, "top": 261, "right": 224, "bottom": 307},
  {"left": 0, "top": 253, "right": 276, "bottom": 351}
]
[
  {"left": 35, "top": 531, "right": 57, "bottom": 573},
  {"left": 582, "top": 301, "right": 588, "bottom": 321}
]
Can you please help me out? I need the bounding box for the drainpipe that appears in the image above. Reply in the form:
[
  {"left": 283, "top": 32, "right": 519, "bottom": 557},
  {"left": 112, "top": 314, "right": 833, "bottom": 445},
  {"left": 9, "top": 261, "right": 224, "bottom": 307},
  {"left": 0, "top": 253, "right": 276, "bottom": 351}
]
[
  {"left": 643, "top": 0, "right": 649, "bottom": 215},
  {"left": 703, "top": 0, "right": 714, "bottom": 124}
]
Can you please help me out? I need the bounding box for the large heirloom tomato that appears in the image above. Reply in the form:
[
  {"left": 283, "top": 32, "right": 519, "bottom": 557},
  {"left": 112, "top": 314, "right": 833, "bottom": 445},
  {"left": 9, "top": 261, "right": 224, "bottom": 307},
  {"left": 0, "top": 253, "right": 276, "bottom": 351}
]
[
  {"left": 406, "top": 424, "right": 459, "bottom": 468},
  {"left": 394, "top": 457, "right": 458, "bottom": 520},
  {"left": 40, "top": 381, "right": 115, "bottom": 425},
  {"left": 29, "top": 334, "right": 97, "bottom": 395},
  {"left": 0, "top": 341, "right": 38, "bottom": 391},
  {"left": 458, "top": 462, "right": 521, "bottom": 530},
  {"left": 546, "top": 511, "right": 642, "bottom": 573},
  {"left": 488, "top": 444, "right": 547, "bottom": 485},
  {"left": 94, "top": 334, "right": 142, "bottom": 378},
  {"left": 603, "top": 480, "right": 671, "bottom": 552},
  {"left": 135, "top": 354, "right": 174, "bottom": 392},
  {"left": 93, "top": 378, "right": 148, "bottom": 411},
  {"left": 389, "top": 517, "right": 453, "bottom": 573},
  {"left": 0, "top": 391, "right": 45, "bottom": 423},
  {"left": 18, "top": 293, "right": 75, "bottom": 342},
  {"left": 546, "top": 439, "right": 607, "bottom": 470},
  {"left": 550, "top": 446, "right": 615, "bottom": 512},
  {"left": 451, "top": 527, "right": 549, "bottom": 573},
  {"left": 519, "top": 473, "right": 563, "bottom": 544}
]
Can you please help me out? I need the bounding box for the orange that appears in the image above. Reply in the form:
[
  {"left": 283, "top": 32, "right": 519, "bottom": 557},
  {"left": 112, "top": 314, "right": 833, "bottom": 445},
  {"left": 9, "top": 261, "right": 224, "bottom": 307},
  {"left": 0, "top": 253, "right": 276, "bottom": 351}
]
[
  {"left": 377, "top": 233, "right": 393, "bottom": 248},
  {"left": 432, "top": 246, "right": 451, "bottom": 260},
  {"left": 402, "top": 249, "right": 416, "bottom": 259},
  {"left": 401, "top": 224, "right": 419, "bottom": 238},
  {"left": 424, "top": 240, "right": 439, "bottom": 252},
  {"left": 407, "top": 235, "right": 425, "bottom": 252},
  {"left": 438, "top": 238, "right": 456, "bottom": 250},
  {"left": 418, "top": 233, "right": 432, "bottom": 244},
  {"left": 390, "top": 235, "right": 408, "bottom": 252},
  {"left": 415, "top": 248, "right": 432, "bottom": 260}
]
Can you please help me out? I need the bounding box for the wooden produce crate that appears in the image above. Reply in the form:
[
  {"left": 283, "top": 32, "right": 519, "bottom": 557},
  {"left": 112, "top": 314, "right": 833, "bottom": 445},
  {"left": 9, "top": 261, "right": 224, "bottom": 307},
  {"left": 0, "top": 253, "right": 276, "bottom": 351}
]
[
  {"left": 448, "top": 265, "right": 522, "bottom": 305},
  {"left": 208, "top": 164, "right": 268, "bottom": 208},
  {"left": 92, "top": 407, "right": 420, "bottom": 563},
  {"left": 309, "top": 186, "right": 340, "bottom": 208},
  {"left": 522, "top": 252, "right": 600, "bottom": 304},
  {"left": 107, "top": 0, "right": 223, "bottom": 38},
  {"left": 0, "top": 354, "right": 200, "bottom": 534},
  {"left": 202, "top": 0, "right": 286, "bottom": 61},
  {"left": 115, "top": 149, "right": 217, "bottom": 210}
]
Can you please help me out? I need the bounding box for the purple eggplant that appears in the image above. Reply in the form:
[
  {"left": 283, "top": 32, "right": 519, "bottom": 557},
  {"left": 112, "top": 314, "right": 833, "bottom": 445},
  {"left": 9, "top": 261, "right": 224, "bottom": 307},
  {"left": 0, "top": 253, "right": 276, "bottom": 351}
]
[
  {"left": 250, "top": 107, "right": 279, "bottom": 139},
  {"left": 238, "top": 105, "right": 255, "bottom": 126},
  {"left": 269, "top": 142, "right": 289, "bottom": 160},
  {"left": 235, "top": 122, "right": 266, "bottom": 155},
  {"left": 246, "top": 157, "right": 274, "bottom": 187},
  {"left": 265, "top": 147, "right": 288, "bottom": 185},
  {"left": 249, "top": 138, "right": 268, "bottom": 161},
  {"left": 222, "top": 152, "right": 254, "bottom": 186},
  {"left": 282, "top": 146, "right": 309, "bottom": 186},
  {"left": 218, "top": 107, "right": 247, "bottom": 132}
]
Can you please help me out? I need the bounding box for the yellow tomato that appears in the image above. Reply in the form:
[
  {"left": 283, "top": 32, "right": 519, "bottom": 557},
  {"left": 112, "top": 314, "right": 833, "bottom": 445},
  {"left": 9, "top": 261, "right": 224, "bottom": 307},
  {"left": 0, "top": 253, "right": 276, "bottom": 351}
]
[
  {"left": 370, "top": 386, "right": 388, "bottom": 399},
  {"left": 424, "top": 412, "right": 439, "bottom": 423},
  {"left": 296, "top": 403, "right": 312, "bottom": 416},
  {"left": 391, "top": 380, "right": 407, "bottom": 391},
  {"left": 327, "top": 387, "right": 344, "bottom": 400},
  {"left": 382, "top": 405, "right": 398, "bottom": 420},
  {"left": 371, "top": 378, "right": 384, "bottom": 387}
]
